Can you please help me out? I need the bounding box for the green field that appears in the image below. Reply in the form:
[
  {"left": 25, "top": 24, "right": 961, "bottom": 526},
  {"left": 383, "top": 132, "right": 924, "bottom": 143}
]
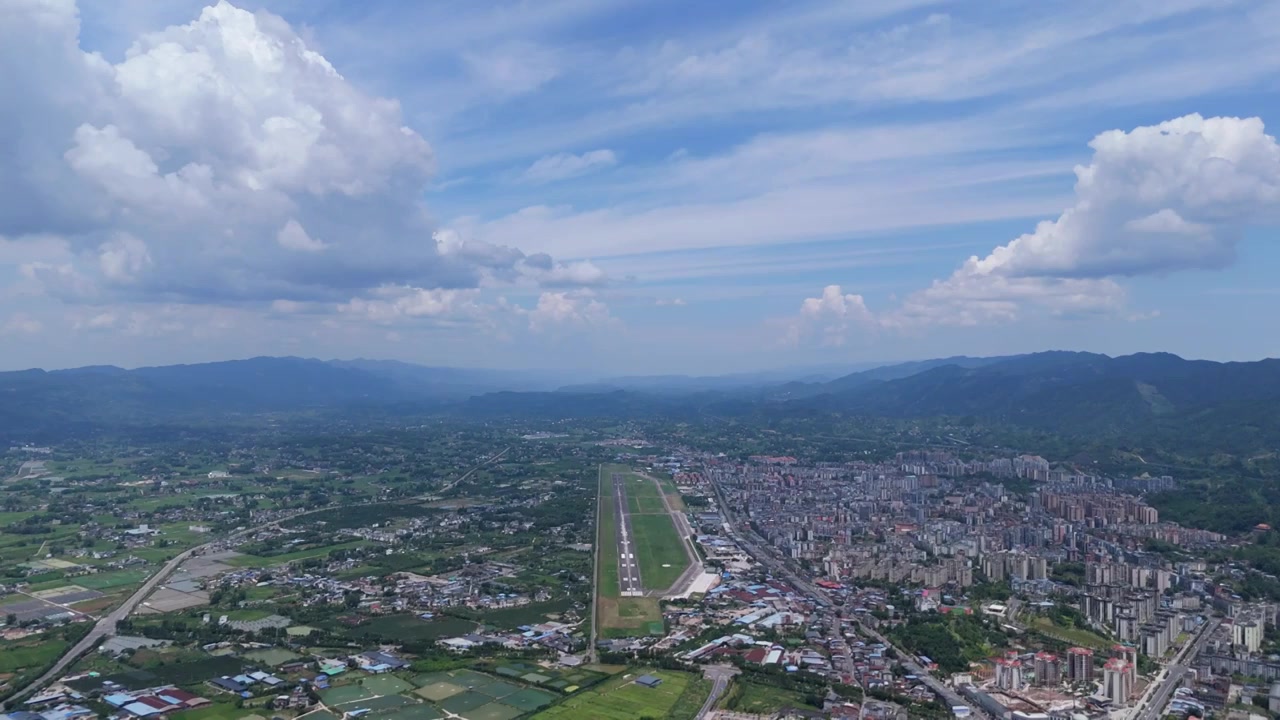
[
  {"left": 360, "top": 675, "right": 415, "bottom": 696},
  {"left": 349, "top": 614, "right": 475, "bottom": 642},
  {"left": 243, "top": 647, "right": 301, "bottom": 666},
  {"left": 75, "top": 569, "right": 153, "bottom": 590},
  {"left": 629, "top": 514, "right": 689, "bottom": 590},
  {"left": 223, "top": 540, "right": 369, "bottom": 567},
  {"left": 1031, "top": 617, "right": 1112, "bottom": 650},
  {"left": 177, "top": 703, "right": 252, "bottom": 720},
  {"left": 0, "top": 640, "right": 68, "bottom": 673},
  {"left": 723, "top": 681, "right": 818, "bottom": 715},
  {"left": 321, "top": 685, "right": 374, "bottom": 706},
  {"left": 531, "top": 670, "right": 694, "bottom": 720}
]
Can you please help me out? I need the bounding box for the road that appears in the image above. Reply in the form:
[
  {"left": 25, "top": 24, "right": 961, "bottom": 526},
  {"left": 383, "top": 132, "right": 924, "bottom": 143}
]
[
  {"left": 1, "top": 544, "right": 202, "bottom": 709},
  {"left": 696, "top": 665, "right": 739, "bottom": 719},
  {"left": 424, "top": 446, "right": 511, "bottom": 498},
  {"left": 1129, "top": 618, "right": 1218, "bottom": 720}
]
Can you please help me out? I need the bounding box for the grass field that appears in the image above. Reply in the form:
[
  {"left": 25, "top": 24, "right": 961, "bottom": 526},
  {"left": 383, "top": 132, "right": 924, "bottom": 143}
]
[
  {"left": 1031, "top": 617, "right": 1112, "bottom": 650},
  {"left": 243, "top": 648, "right": 301, "bottom": 666},
  {"left": 531, "top": 669, "right": 693, "bottom": 720},
  {"left": 177, "top": 703, "right": 249, "bottom": 720},
  {"left": 475, "top": 598, "right": 574, "bottom": 630},
  {"left": 320, "top": 685, "right": 374, "bottom": 706},
  {"left": 359, "top": 675, "right": 415, "bottom": 696},
  {"left": 349, "top": 614, "right": 475, "bottom": 642},
  {"left": 629, "top": 514, "right": 688, "bottom": 590},
  {"left": 0, "top": 640, "right": 68, "bottom": 673},
  {"left": 148, "top": 656, "right": 243, "bottom": 686},
  {"left": 223, "top": 540, "right": 369, "bottom": 567},
  {"left": 76, "top": 568, "right": 152, "bottom": 590},
  {"left": 723, "top": 681, "right": 818, "bottom": 715}
]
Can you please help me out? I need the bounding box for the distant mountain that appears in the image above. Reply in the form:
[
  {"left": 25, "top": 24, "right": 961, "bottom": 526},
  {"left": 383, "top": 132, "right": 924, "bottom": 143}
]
[
  {"left": 560, "top": 362, "right": 884, "bottom": 394},
  {"left": 3, "top": 352, "right": 1279, "bottom": 455}
]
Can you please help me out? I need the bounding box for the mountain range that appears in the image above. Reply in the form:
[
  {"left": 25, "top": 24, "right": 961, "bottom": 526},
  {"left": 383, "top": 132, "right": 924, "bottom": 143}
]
[{"left": 2, "top": 352, "right": 1279, "bottom": 453}]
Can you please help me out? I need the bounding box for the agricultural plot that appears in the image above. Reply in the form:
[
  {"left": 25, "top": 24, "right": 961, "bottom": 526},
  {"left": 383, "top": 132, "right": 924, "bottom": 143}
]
[
  {"left": 320, "top": 685, "right": 374, "bottom": 706},
  {"left": 76, "top": 569, "right": 152, "bottom": 590},
  {"left": 407, "top": 669, "right": 554, "bottom": 720},
  {"left": 243, "top": 648, "right": 301, "bottom": 666},
  {"left": 347, "top": 614, "right": 475, "bottom": 642},
  {"left": 530, "top": 670, "right": 694, "bottom": 720},
  {"left": 369, "top": 706, "right": 443, "bottom": 720},
  {"left": 359, "top": 675, "right": 415, "bottom": 696}
]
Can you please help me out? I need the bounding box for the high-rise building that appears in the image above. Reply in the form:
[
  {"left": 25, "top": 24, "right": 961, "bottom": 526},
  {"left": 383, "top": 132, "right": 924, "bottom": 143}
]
[
  {"left": 996, "top": 653, "right": 1024, "bottom": 691},
  {"left": 1103, "top": 658, "right": 1133, "bottom": 705},
  {"left": 1067, "top": 647, "right": 1094, "bottom": 683},
  {"left": 1033, "top": 652, "right": 1060, "bottom": 686},
  {"left": 1112, "top": 644, "right": 1138, "bottom": 687}
]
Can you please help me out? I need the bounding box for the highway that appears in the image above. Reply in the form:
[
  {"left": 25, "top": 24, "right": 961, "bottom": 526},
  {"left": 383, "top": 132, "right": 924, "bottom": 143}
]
[{"left": 1, "top": 544, "right": 204, "bottom": 710}]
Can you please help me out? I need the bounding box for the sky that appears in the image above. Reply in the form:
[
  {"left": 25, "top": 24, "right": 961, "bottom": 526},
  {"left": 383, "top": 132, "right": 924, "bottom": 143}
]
[{"left": 2, "top": 0, "right": 1280, "bottom": 374}]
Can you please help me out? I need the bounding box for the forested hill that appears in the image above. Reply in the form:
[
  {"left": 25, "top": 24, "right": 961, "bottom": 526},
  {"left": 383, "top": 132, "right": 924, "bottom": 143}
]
[{"left": 2, "top": 353, "right": 1279, "bottom": 457}]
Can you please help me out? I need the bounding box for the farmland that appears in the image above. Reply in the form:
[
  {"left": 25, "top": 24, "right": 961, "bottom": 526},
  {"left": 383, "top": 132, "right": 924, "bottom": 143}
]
[{"left": 530, "top": 669, "right": 700, "bottom": 720}]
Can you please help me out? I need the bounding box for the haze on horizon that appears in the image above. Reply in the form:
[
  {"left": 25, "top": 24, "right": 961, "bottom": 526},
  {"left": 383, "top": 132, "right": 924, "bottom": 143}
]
[{"left": 2, "top": 0, "right": 1279, "bottom": 376}]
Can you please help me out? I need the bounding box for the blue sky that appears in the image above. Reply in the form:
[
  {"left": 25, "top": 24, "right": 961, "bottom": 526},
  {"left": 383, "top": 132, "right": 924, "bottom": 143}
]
[{"left": 1, "top": 0, "right": 1279, "bottom": 373}]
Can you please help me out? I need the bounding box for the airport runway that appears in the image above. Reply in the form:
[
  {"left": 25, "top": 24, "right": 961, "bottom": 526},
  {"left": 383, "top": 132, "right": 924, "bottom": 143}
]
[{"left": 613, "top": 472, "right": 644, "bottom": 595}]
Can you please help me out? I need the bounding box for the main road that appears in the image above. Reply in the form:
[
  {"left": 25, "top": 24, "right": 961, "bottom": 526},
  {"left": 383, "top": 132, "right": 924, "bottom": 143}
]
[{"left": 1129, "top": 618, "right": 1218, "bottom": 720}]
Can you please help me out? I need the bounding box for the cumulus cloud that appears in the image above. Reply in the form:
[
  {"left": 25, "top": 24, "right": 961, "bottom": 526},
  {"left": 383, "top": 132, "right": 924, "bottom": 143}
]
[
  {"left": 98, "top": 233, "right": 152, "bottom": 282},
  {"left": 522, "top": 290, "right": 612, "bottom": 332},
  {"left": 785, "top": 285, "right": 877, "bottom": 346},
  {"left": 337, "top": 286, "right": 487, "bottom": 325},
  {"left": 521, "top": 149, "right": 617, "bottom": 183},
  {"left": 0, "top": 0, "right": 596, "bottom": 322},
  {"left": 276, "top": 219, "right": 327, "bottom": 252},
  {"left": 963, "top": 114, "right": 1280, "bottom": 280},
  {"left": 2, "top": 313, "right": 42, "bottom": 335},
  {"left": 790, "top": 114, "right": 1280, "bottom": 336}
]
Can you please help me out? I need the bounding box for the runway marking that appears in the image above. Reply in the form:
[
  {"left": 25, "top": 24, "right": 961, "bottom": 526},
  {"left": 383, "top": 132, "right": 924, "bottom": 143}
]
[{"left": 612, "top": 472, "right": 644, "bottom": 594}]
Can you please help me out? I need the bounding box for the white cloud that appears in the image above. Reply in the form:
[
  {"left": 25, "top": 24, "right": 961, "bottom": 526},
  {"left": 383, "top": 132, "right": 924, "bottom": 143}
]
[
  {"left": 2, "top": 313, "right": 42, "bottom": 335},
  {"left": 788, "top": 114, "right": 1280, "bottom": 331},
  {"left": 98, "top": 233, "right": 152, "bottom": 282},
  {"left": 276, "top": 219, "right": 327, "bottom": 252},
  {"left": 1, "top": 0, "right": 592, "bottom": 317},
  {"left": 885, "top": 114, "right": 1280, "bottom": 326},
  {"left": 337, "top": 286, "right": 487, "bottom": 325},
  {"left": 521, "top": 149, "right": 617, "bottom": 183},
  {"left": 785, "top": 285, "right": 877, "bottom": 346},
  {"left": 656, "top": 297, "right": 687, "bottom": 306},
  {"left": 523, "top": 289, "right": 611, "bottom": 332},
  {"left": 965, "top": 114, "right": 1280, "bottom": 279}
]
